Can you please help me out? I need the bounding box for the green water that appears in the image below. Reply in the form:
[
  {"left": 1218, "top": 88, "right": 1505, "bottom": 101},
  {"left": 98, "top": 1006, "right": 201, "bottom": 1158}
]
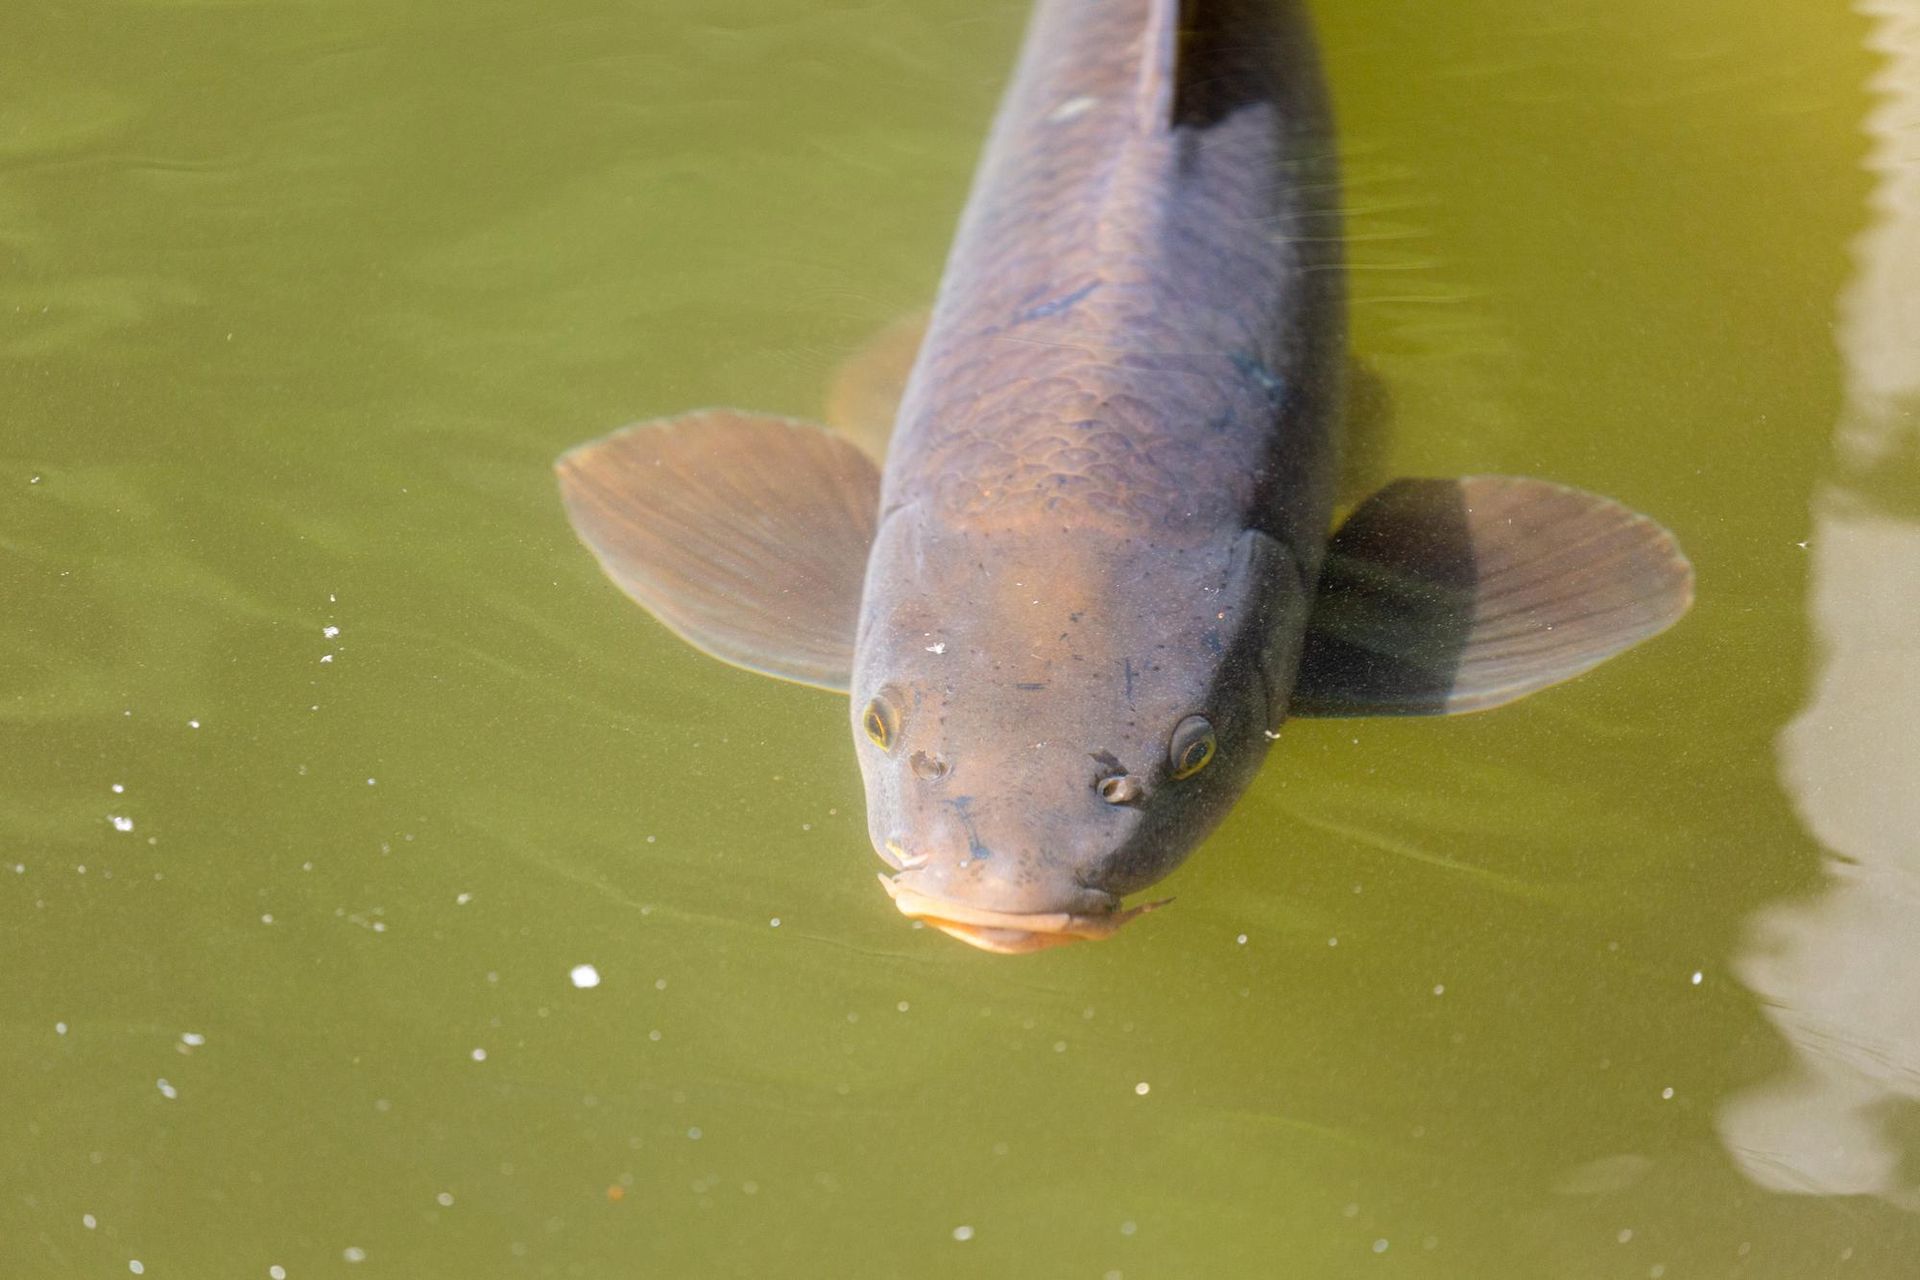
[{"left": 6, "top": 0, "right": 1917, "bottom": 1276}]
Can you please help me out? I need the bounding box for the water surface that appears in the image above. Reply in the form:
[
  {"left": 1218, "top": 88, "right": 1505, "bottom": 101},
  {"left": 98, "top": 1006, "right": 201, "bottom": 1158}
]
[{"left": 5, "top": 0, "right": 1917, "bottom": 1276}]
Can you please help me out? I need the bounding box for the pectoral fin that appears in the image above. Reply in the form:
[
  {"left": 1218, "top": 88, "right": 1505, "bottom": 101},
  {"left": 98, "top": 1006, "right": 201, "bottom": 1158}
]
[
  {"left": 1291, "top": 476, "right": 1693, "bottom": 716},
  {"left": 555, "top": 409, "right": 879, "bottom": 691}
]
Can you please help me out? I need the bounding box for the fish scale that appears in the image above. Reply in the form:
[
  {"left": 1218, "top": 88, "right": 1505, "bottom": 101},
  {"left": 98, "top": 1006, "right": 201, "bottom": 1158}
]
[{"left": 888, "top": 0, "right": 1343, "bottom": 551}]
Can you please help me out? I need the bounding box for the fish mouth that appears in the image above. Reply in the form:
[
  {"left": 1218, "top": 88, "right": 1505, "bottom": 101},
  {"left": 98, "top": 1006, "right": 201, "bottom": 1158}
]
[{"left": 877, "top": 874, "right": 1167, "bottom": 955}]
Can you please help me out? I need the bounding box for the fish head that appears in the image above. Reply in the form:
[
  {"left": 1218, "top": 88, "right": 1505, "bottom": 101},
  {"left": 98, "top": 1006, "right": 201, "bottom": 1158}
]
[{"left": 851, "top": 518, "right": 1304, "bottom": 952}]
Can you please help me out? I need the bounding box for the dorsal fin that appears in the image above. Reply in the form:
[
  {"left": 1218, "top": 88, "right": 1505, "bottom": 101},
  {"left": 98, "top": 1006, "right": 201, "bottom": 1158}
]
[{"left": 1136, "top": 0, "right": 1183, "bottom": 132}]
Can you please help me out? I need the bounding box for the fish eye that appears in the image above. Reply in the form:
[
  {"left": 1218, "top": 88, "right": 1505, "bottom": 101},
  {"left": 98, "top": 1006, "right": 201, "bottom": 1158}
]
[
  {"left": 1168, "top": 714, "right": 1216, "bottom": 780},
  {"left": 862, "top": 695, "right": 899, "bottom": 752}
]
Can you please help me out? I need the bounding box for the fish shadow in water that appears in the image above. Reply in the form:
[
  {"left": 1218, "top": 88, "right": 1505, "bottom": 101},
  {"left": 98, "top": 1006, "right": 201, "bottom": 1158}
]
[{"left": 1298, "top": 478, "right": 1474, "bottom": 713}]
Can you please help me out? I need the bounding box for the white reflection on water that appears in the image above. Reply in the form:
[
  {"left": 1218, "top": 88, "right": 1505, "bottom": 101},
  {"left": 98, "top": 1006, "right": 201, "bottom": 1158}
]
[{"left": 1719, "top": 0, "right": 1920, "bottom": 1210}]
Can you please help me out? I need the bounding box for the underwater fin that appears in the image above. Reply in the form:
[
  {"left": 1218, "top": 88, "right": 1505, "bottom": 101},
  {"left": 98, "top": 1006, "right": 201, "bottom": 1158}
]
[
  {"left": 1338, "top": 354, "right": 1394, "bottom": 504},
  {"left": 555, "top": 409, "right": 879, "bottom": 691},
  {"left": 824, "top": 308, "right": 928, "bottom": 461},
  {"left": 1291, "top": 476, "right": 1693, "bottom": 716}
]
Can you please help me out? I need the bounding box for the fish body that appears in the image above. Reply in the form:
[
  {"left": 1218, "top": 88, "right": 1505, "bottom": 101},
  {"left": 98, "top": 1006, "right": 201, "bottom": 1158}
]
[
  {"left": 855, "top": 0, "right": 1344, "bottom": 947},
  {"left": 556, "top": 0, "right": 1693, "bottom": 954}
]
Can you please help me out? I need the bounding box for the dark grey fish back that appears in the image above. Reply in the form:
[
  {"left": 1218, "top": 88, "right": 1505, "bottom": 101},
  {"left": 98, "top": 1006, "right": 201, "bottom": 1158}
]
[{"left": 883, "top": 0, "right": 1344, "bottom": 556}]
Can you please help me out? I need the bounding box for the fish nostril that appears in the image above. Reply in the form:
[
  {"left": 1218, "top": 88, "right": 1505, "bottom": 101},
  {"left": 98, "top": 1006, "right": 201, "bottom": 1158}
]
[
  {"left": 910, "top": 750, "right": 949, "bottom": 781},
  {"left": 1097, "top": 773, "right": 1143, "bottom": 805}
]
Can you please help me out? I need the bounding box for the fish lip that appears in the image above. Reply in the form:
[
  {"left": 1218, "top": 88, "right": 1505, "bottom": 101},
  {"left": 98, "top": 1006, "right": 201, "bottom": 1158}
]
[{"left": 877, "top": 874, "right": 1168, "bottom": 953}]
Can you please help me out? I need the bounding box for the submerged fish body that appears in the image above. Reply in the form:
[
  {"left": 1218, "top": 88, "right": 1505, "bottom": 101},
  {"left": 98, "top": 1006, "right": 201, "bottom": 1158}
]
[
  {"left": 555, "top": 0, "right": 1693, "bottom": 954},
  {"left": 854, "top": 0, "right": 1343, "bottom": 941}
]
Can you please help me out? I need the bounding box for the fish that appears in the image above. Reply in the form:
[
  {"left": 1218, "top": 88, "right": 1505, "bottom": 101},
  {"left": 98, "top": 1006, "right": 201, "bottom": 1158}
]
[{"left": 554, "top": 0, "right": 1693, "bottom": 955}]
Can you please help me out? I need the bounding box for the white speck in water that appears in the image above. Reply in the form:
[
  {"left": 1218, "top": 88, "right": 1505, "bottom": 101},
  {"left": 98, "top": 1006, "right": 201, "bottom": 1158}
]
[
  {"left": 1263, "top": 728, "right": 1282, "bottom": 740},
  {"left": 156, "top": 1078, "right": 177, "bottom": 1099},
  {"left": 1328, "top": 936, "right": 1339, "bottom": 947},
  {"left": 1373, "top": 1239, "right": 1389, "bottom": 1254},
  {"left": 455, "top": 892, "right": 471, "bottom": 905},
  {"left": 109, "top": 815, "right": 134, "bottom": 832},
  {"left": 1236, "top": 933, "right": 1248, "bottom": 945},
  {"left": 261, "top": 913, "right": 274, "bottom": 925},
  {"left": 270, "top": 1268, "right": 287, "bottom": 1279},
  {"left": 1650, "top": 1266, "right": 1666, "bottom": 1279},
  {"left": 769, "top": 917, "right": 781, "bottom": 928},
  {"left": 648, "top": 1030, "right": 661, "bottom": 1042},
  {"left": 366, "top": 778, "right": 376, "bottom": 786},
  {"left": 897, "top": 1001, "right": 909, "bottom": 1012},
  {"left": 130, "top": 1262, "right": 144, "bottom": 1275},
  {"left": 470, "top": 1048, "right": 487, "bottom": 1062},
  {"left": 323, "top": 626, "right": 340, "bottom": 638},
  {"left": 951, "top": 1225, "right": 975, "bottom": 1242},
  {"left": 1618, "top": 1229, "right": 1634, "bottom": 1243},
  {"left": 1690, "top": 970, "right": 1704, "bottom": 985},
  {"left": 320, "top": 654, "right": 334, "bottom": 663},
  {"left": 181, "top": 1032, "right": 205, "bottom": 1047},
  {"left": 111, "top": 783, "right": 124, "bottom": 794},
  {"left": 56, "top": 1022, "right": 68, "bottom": 1036},
  {"left": 82, "top": 1213, "right": 96, "bottom": 1229},
  {"left": 1433, "top": 984, "right": 1446, "bottom": 996},
  {"left": 569, "top": 964, "right": 601, "bottom": 989},
  {"left": 436, "top": 1192, "right": 454, "bottom": 1207},
  {"left": 1134, "top": 1081, "right": 1150, "bottom": 1096},
  {"left": 1661, "top": 1086, "right": 1675, "bottom": 1099},
  {"left": 342, "top": 1246, "right": 366, "bottom": 1263},
  {"left": 188, "top": 719, "right": 200, "bottom": 729},
  {"left": 926, "top": 641, "right": 946, "bottom": 654},
  {"left": 687, "top": 1126, "right": 702, "bottom": 1140},
  {"left": 1120, "top": 1220, "right": 1137, "bottom": 1237}
]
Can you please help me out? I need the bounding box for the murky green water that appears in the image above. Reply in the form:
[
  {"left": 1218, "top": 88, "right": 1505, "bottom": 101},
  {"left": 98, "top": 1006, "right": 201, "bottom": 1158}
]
[{"left": 7, "top": 0, "right": 1918, "bottom": 1276}]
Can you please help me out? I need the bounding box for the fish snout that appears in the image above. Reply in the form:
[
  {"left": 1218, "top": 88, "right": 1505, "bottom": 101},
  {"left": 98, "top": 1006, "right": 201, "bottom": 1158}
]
[
  {"left": 885, "top": 857, "right": 1110, "bottom": 917},
  {"left": 877, "top": 858, "right": 1164, "bottom": 955}
]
